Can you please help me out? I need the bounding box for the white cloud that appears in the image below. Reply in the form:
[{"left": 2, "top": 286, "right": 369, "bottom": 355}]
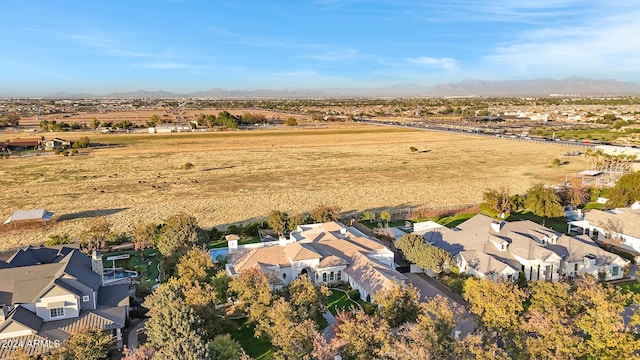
[
  {"left": 406, "top": 57, "right": 457, "bottom": 71},
  {"left": 484, "top": 11, "right": 640, "bottom": 78}
]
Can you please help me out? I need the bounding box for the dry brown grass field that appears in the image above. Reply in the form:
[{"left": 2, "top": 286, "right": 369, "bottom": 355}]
[{"left": 0, "top": 124, "right": 587, "bottom": 250}]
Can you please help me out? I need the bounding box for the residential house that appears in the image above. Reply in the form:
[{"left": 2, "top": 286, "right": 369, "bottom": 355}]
[
  {"left": 568, "top": 203, "right": 640, "bottom": 262},
  {"left": 0, "top": 245, "right": 129, "bottom": 359},
  {"left": 414, "top": 214, "right": 627, "bottom": 282},
  {"left": 225, "top": 222, "right": 407, "bottom": 303},
  {"left": 6, "top": 139, "right": 41, "bottom": 151},
  {"left": 43, "top": 138, "right": 71, "bottom": 151}
]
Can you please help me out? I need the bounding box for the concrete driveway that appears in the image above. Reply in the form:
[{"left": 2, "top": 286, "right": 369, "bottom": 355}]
[{"left": 404, "top": 272, "right": 467, "bottom": 307}]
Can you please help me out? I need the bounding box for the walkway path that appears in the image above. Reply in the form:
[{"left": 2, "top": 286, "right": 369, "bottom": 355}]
[
  {"left": 126, "top": 318, "right": 147, "bottom": 350},
  {"left": 322, "top": 311, "right": 337, "bottom": 341}
]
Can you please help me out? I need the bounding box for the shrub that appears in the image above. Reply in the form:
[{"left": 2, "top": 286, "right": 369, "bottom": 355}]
[
  {"left": 409, "top": 146, "right": 418, "bottom": 152},
  {"left": 181, "top": 162, "right": 194, "bottom": 170},
  {"left": 347, "top": 289, "right": 360, "bottom": 301},
  {"left": 45, "top": 234, "right": 71, "bottom": 246},
  {"left": 285, "top": 117, "right": 298, "bottom": 126},
  {"left": 361, "top": 302, "right": 376, "bottom": 315}
]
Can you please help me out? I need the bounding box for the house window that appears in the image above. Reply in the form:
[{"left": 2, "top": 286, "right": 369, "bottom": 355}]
[
  {"left": 329, "top": 272, "right": 334, "bottom": 281},
  {"left": 50, "top": 308, "right": 64, "bottom": 318},
  {"left": 82, "top": 295, "right": 90, "bottom": 302},
  {"left": 322, "top": 273, "right": 327, "bottom": 282},
  {"left": 574, "top": 263, "right": 579, "bottom": 272},
  {"left": 337, "top": 271, "right": 342, "bottom": 281},
  {"left": 612, "top": 266, "right": 619, "bottom": 276},
  {"left": 282, "top": 273, "right": 287, "bottom": 280}
]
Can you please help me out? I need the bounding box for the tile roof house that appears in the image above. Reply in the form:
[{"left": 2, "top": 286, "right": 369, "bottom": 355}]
[
  {"left": 0, "top": 245, "right": 129, "bottom": 360},
  {"left": 568, "top": 204, "right": 640, "bottom": 261},
  {"left": 414, "top": 214, "right": 627, "bottom": 282},
  {"left": 225, "top": 222, "right": 407, "bottom": 302}
]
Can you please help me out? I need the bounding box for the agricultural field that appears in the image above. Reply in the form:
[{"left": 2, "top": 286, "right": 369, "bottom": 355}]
[{"left": 0, "top": 123, "right": 588, "bottom": 250}]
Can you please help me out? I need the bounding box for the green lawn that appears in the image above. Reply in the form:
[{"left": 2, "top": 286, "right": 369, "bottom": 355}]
[
  {"left": 209, "top": 236, "right": 262, "bottom": 249},
  {"left": 436, "top": 213, "right": 477, "bottom": 228},
  {"left": 531, "top": 128, "right": 623, "bottom": 142},
  {"left": 327, "top": 289, "right": 360, "bottom": 315},
  {"left": 359, "top": 220, "right": 411, "bottom": 230},
  {"left": 582, "top": 202, "right": 605, "bottom": 210},
  {"left": 506, "top": 211, "right": 568, "bottom": 234},
  {"left": 102, "top": 249, "right": 160, "bottom": 283},
  {"left": 616, "top": 281, "right": 640, "bottom": 295},
  {"left": 229, "top": 318, "right": 273, "bottom": 360}
]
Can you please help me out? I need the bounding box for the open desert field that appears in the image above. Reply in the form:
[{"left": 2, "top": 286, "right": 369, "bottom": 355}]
[{"left": 0, "top": 124, "right": 587, "bottom": 250}]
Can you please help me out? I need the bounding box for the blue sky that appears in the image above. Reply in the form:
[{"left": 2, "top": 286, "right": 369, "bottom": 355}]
[{"left": 1, "top": 0, "right": 639, "bottom": 96}]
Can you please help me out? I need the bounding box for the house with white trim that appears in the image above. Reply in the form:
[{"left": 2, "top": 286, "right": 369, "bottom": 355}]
[
  {"left": 568, "top": 203, "right": 640, "bottom": 261},
  {"left": 225, "top": 222, "right": 407, "bottom": 303},
  {"left": 413, "top": 214, "right": 627, "bottom": 282},
  {"left": 0, "top": 245, "right": 129, "bottom": 360}
]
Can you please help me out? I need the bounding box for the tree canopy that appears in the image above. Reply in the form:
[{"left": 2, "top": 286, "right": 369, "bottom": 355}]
[
  {"left": 607, "top": 171, "right": 640, "bottom": 208},
  {"left": 524, "top": 183, "right": 565, "bottom": 218},
  {"left": 396, "top": 233, "right": 452, "bottom": 274}
]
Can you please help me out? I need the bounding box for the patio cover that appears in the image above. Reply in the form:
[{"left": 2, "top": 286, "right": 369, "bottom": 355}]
[{"left": 4, "top": 209, "right": 55, "bottom": 224}]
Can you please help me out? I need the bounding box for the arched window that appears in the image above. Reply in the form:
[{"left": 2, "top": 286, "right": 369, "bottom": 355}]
[
  {"left": 336, "top": 271, "right": 342, "bottom": 281},
  {"left": 329, "top": 272, "right": 334, "bottom": 281},
  {"left": 366, "top": 294, "right": 371, "bottom": 302},
  {"left": 322, "top": 273, "right": 327, "bottom": 282}
]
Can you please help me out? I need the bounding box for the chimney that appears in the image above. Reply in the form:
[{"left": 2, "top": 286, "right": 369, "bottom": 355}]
[
  {"left": 91, "top": 250, "right": 104, "bottom": 286},
  {"left": 279, "top": 235, "right": 287, "bottom": 246},
  {"left": 490, "top": 221, "right": 505, "bottom": 233},
  {"left": 340, "top": 228, "right": 347, "bottom": 235}
]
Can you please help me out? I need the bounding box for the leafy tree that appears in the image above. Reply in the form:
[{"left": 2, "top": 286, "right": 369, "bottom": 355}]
[
  {"left": 379, "top": 210, "right": 391, "bottom": 228},
  {"left": 143, "top": 279, "right": 212, "bottom": 358},
  {"left": 309, "top": 204, "right": 341, "bottom": 223},
  {"left": 375, "top": 282, "right": 421, "bottom": 328},
  {"left": 177, "top": 248, "right": 214, "bottom": 283},
  {"left": 217, "top": 111, "right": 239, "bottom": 128},
  {"left": 572, "top": 276, "right": 639, "bottom": 359},
  {"left": 333, "top": 309, "right": 392, "bottom": 360},
  {"left": 463, "top": 278, "right": 526, "bottom": 356},
  {"left": 228, "top": 268, "right": 273, "bottom": 323},
  {"left": 6, "top": 112, "right": 20, "bottom": 127},
  {"left": 552, "top": 158, "right": 562, "bottom": 167},
  {"left": 285, "top": 117, "right": 298, "bottom": 126},
  {"left": 396, "top": 233, "right": 452, "bottom": 274},
  {"left": 256, "top": 298, "right": 318, "bottom": 359},
  {"left": 523, "top": 281, "right": 582, "bottom": 359},
  {"left": 287, "top": 214, "right": 304, "bottom": 232},
  {"left": 524, "top": 183, "right": 564, "bottom": 217},
  {"left": 482, "top": 187, "right": 512, "bottom": 217},
  {"left": 211, "top": 334, "right": 243, "bottom": 360},
  {"left": 71, "top": 136, "right": 90, "bottom": 149},
  {"left": 133, "top": 222, "right": 158, "bottom": 259},
  {"left": 267, "top": 210, "right": 287, "bottom": 235},
  {"left": 44, "top": 326, "right": 111, "bottom": 360},
  {"left": 91, "top": 117, "right": 100, "bottom": 130},
  {"left": 288, "top": 274, "right": 330, "bottom": 326},
  {"left": 212, "top": 269, "right": 231, "bottom": 304},
  {"left": 409, "top": 146, "right": 418, "bottom": 152},
  {"left": 82, "top": 218, "right": 112, "bottom": 249},
  {"left": 157, "top": 213, "right": 206, "bottom": 256},
  {"left": 607, "top": 171, "right": 640, "bottom": 207},
  {"left": 122, "top": 345, "right": 156, "bottom": 360},
  {"left": 360, "top": 211, "right": 376, "bottom": 223}
]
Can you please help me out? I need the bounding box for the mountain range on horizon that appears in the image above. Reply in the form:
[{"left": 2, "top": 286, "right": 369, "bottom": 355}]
[{"left": 42, "top": 77, "right": 640, "bottom": 99}]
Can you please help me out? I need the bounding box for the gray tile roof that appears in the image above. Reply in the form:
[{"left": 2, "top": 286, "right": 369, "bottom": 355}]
[
  {"left": 97, "top": 284, "right": 130, "bottom": 308},
  {"left": 0, "top": 306, "right": 42, "bottom": 333}
]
